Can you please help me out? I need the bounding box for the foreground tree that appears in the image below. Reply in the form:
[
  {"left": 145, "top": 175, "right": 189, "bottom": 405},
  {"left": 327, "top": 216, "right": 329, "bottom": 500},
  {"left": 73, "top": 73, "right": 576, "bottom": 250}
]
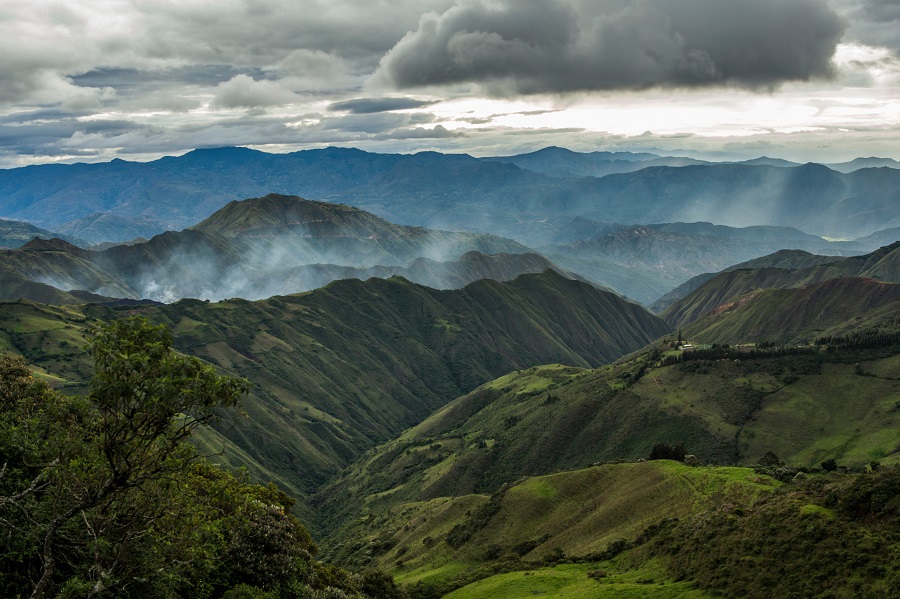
[
  {"left": 1, "top": 317, "right": 404, "bottom": 598},
  {"left": 0, "top": 317, "right": 250, "bottom": 597}
]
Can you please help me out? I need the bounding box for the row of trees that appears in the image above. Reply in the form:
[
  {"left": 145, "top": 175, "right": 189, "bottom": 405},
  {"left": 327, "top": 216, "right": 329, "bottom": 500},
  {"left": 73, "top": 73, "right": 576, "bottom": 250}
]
[{"left": 0, "top": 318, "right": 399, "bottom": 598}]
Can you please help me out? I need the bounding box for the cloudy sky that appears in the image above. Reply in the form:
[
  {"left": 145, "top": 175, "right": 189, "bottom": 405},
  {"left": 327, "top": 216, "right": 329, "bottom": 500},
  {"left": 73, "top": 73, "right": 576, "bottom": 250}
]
[{"left": 1, "top": 0, "right": 898, "bottom": 167}]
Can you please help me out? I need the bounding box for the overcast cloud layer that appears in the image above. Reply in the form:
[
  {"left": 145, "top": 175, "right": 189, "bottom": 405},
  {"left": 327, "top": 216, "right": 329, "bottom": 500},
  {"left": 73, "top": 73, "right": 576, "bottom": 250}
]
[{"left": 0, "top": 0, "right": 898, "bottom": 167}]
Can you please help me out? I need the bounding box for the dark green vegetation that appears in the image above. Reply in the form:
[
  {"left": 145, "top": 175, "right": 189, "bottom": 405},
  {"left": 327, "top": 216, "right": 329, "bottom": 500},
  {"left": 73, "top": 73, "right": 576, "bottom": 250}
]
[
  {"left": 0, "top": 194, "right": 540, "bottom": 303},
  {"left": 2, "top": 147, "right": 899, "bottom": 244},
  {"left": 654, "top": 465, "right": 900, "bottom": 598},
  {"left": 662, "top": 241, "right": 900, "bottom": 329},
  {"left": 0, "top": 270, "right": 668, "bottom": 513},
  {"left": 0, "top": 318, "right": 394, "bottom": 599}
]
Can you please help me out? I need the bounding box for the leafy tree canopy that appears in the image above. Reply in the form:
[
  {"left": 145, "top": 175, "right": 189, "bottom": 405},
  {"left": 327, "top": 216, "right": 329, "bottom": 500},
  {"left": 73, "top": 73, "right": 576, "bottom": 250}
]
[{"left": 0, "top": 317, "right": 395, "bottom": 599}]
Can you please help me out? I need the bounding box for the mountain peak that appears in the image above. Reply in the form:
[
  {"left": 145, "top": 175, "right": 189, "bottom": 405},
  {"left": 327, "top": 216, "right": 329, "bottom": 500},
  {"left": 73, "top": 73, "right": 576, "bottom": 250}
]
[
  {"left": 183, "top": 146, "right": 263, "bottom": 158},
  {"left": 20, "top": 237, "right": 84, "bottom": 253},
  {"left": 191, "top": 194, "right": 367, "bottom": 237},
  {"left": 168, "top": 146, "right": 268, "bottom": 167}
]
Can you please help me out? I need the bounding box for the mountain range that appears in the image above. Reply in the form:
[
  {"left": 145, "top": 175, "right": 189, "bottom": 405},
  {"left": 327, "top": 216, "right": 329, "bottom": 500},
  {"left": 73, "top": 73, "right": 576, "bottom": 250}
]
[
  {"left": 542, "top": 221, "right": 865, "bottom": 305},
  {"left": 2, "top": 147, "right": 899, "bottom": 245},
  {"left": 661, "top": 241, "right": 900, "bottom": 328},
  {"left": 0, "top": 194, "right": 546, "bottom": 304},
  {"left": 1, "top": 145, "right": 899, "bottom": 597},
  {"left": 0, "top": 269, "right": 668, "bottom": 507}
]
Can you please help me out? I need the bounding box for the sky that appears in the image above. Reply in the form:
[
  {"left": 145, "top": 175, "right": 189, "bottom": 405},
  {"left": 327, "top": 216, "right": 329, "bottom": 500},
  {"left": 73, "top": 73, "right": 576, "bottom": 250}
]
[{"left": 1, "top": 0, "right": 899, "bottom": 168}]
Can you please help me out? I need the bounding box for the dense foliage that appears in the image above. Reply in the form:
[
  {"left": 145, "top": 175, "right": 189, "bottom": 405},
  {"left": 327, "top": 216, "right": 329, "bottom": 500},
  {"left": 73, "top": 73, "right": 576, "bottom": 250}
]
[
  {"left": 654, "top": 467, "right": 900, "bottom": 598},
  {"left": 0, "top": 318, "right": 400, "bottom": 599}
]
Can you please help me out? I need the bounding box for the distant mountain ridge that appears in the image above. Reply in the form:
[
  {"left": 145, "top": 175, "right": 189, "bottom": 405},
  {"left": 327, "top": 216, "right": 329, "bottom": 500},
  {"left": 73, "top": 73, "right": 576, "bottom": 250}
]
[
  {"left": 680, "top": 276, "right": 900, "bottom": 345},
  {"left": 0, "top": 194, "right": 541, "bottom": 303},
  {"left": 661, "top": 242, "right": 900, "bottom": 329},
  {"left": 650, "top": 249, "right": 850, "bottom": 312},
  {"left": 1, "top": 147, "right": 899, "bottom": 244},
  {"left": 0, "top": 218, "right": 85, "bottom": 248},
  {"left": 55, "top": 212, "right": 170, "bottom": 245},
  {"left": 544, "top": 221, "right": 862, "bottom": 305}
]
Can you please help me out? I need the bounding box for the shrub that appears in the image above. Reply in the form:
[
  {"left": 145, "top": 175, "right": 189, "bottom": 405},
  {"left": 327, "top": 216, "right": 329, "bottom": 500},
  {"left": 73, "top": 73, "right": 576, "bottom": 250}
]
[{"left": 649, "top": 442, "right": 687, "bottom": 461}]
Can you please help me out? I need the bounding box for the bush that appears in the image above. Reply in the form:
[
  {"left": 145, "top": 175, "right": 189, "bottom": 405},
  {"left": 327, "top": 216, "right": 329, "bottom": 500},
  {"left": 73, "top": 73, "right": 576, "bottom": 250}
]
[
  {"left": 757, "top": 451, "right": 782, "bottom": 467},
  {"left": 649, "top": 442, "right": 687, "bottom": 461}
]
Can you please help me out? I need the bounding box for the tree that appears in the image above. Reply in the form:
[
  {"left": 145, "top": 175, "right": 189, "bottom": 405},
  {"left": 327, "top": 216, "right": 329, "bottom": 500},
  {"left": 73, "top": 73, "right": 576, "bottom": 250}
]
[
  {"left": 649, "top": 442, "right": 687, "bottom": 462},
  {"left": 757, "top": 451, "right": 782, "bottom": 467},
  {"left": 1, "top": 317, "right": 248, "bottom": 598},
  {"left": 1, "top": 317, "right": 403, "bottom": 598}
]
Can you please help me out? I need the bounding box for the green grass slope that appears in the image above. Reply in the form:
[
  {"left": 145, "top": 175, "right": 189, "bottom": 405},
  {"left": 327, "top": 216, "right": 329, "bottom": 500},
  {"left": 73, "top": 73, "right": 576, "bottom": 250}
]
[
  {"left": 444, "top": 563, "right": 711, "bottom": 599},
  {"left": 427, "top": 465, "right": 900, "bottom": 599},
  {"left": 317, "top": 342, "right": 900, "bottom": 539},
  {"left": 325, "top": 461, "right": 779, "bottom": 595}
]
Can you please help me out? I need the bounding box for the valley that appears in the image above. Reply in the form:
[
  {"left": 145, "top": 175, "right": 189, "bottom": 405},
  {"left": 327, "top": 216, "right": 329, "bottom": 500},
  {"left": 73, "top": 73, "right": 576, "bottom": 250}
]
[{"left": 1, "top": 147, "right": 898, "bottom": 598}]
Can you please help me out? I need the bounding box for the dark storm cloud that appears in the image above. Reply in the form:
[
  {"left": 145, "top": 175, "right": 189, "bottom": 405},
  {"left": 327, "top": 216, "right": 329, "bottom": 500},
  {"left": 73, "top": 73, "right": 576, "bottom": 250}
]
[
  {"left": 327, "top": 97, "right": 438, "bottom": 114},
  {"left": 372, "top": 0, "right": 846, "bottom": 94}
]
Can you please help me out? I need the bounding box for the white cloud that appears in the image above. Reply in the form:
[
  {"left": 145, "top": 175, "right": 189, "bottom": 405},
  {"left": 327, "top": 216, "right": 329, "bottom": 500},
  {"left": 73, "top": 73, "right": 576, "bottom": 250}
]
[{"left": 211, "top": 75, "right": 298, "bottom": 109}]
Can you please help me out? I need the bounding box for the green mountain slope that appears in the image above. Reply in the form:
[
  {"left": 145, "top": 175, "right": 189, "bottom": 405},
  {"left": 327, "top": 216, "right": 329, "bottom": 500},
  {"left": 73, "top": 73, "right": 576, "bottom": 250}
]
[
  {"left": 343, "top": 462, "right": 898, "bottom": 599},
  {"left": 0, "top": 271, "right": 667, "bottom": 508},
  {"left": 0, "top": 238, "right": 137, "bottom": 301},
  {"left": 650, "top": 248, "right": 843, "bottom": 312},
  {"left": 661, "top": 242, "right": 900, "bottom": 328},
  {"left": 316, "top": 343, "right": 900, "bottom": 540},
  {"left": 330, "top": 461, "right": 778, "bottom": 578},
  {"left": 190, "top": 194, "right": 529, "bottom": 268},
  {"left": 681, "top": 277, "right": 900, "bottom": 345}
]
